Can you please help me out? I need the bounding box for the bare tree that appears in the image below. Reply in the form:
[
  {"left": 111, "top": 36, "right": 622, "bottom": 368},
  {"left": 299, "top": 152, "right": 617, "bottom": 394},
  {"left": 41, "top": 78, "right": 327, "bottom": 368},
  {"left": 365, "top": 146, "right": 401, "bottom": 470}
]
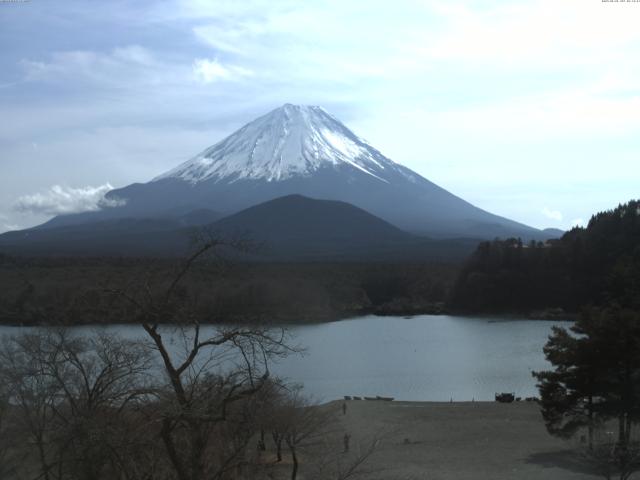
[
  {"left": 0, "top": 380, "right": 18, "bottom": 479},
  {"left": 1, "top": 234, "right": 379, "bottom": 480},
  {"left": 271, "top": 388, "right": 335, "bottom": 480},
  {"left": 308, "top": 433, "right": 383, "bottom": 480},
  {"left": 107, "top": 236, "right": 296, "bottom": 480},
  {"left": 0, "top": 329, "right": 155, "bottom": 480},
  {"left": 267, "top": 388, "right": 382, "bottom": 480}
]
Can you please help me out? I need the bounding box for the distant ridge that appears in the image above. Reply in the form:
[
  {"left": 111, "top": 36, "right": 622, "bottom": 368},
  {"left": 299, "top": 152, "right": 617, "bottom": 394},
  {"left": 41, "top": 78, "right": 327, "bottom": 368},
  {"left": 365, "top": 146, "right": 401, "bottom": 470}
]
[
  {"left": 0, "top": 195, "right": 479, "bottom": 261},
  {"left": 542, "top": 228, "right": 565, "bottom": 239}
]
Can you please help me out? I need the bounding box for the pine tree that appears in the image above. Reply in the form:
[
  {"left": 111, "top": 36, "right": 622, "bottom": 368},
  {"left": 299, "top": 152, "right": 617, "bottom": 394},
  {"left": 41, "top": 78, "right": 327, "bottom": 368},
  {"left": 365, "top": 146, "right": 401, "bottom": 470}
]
[{"left": 534, "top": 307, "right": 640, "bottom": 478}]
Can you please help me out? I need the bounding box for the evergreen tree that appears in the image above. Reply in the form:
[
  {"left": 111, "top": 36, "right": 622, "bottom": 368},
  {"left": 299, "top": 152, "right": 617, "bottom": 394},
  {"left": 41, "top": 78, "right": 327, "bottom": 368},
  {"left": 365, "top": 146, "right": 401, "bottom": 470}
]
[
  {"left": 451, "top": 199, "right": 640, "bottom": 314},
  {"left": 534, "top": 307, "right": 640, "bottom": 478}
]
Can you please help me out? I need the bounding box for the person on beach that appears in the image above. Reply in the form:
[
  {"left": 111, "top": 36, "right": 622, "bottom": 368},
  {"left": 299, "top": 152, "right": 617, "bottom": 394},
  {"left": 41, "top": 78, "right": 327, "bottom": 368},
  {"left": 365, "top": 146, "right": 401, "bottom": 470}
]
[
  {"left": 343, "top": 402, "right": 347, "bottom": 415},
  {"left": 343, "top": 433, "right": 351, "bottom": 453}
]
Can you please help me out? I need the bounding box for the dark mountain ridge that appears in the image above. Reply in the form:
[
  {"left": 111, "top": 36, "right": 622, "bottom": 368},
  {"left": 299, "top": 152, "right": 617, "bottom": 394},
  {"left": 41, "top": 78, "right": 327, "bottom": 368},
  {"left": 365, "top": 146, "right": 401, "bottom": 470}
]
[{"left": 0, "top": 195, "right": 479, "bottom": 261}]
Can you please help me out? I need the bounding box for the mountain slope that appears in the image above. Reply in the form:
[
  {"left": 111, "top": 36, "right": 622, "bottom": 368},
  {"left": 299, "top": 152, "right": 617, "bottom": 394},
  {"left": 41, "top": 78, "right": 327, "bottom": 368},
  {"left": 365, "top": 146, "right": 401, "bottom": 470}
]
[
  {"left": 209, "top": 194, "right": 416, "bottom": 259},
  {"left": 0, "top": 195, "right": 478, "bottom": 261},
  {"left": 41, "top": 104, "right": 545, "bottom": 240},
  {"left": 212, "top": 194, "right": 409, "bottom": 243},
  {"left": 207, "top": 195, "right": 479, "bottom": 261},
  {"left": 0, "top": 209, "right": 217, "bottom": 256}
]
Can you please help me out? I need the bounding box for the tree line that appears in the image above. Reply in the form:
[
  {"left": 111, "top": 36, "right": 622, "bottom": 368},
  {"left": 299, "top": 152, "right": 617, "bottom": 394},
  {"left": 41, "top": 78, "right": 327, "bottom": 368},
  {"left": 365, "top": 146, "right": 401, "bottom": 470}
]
[
  {"left": 0, "top": 258, "right": 457, "bottom": 326},
  {"left": 526, "top": 200, "right": 640, "bottom": 479},
  {"left": 451, "top": 200, "right": 640, "bottom": 314}
]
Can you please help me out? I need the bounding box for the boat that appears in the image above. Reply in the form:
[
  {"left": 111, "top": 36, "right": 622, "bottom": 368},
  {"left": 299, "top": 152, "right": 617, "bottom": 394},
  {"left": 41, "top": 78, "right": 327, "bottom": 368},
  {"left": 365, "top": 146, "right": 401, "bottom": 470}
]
[
  {"left": 362, "top": 395, "right": 395, "bottom": 401},
  {"left": 495, "top": 392, "right": 515, "bottom": 403}
]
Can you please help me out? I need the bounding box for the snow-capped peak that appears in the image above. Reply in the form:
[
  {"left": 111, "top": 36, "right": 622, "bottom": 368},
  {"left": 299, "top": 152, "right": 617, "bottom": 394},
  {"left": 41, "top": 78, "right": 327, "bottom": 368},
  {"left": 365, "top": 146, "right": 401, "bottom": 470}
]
[{"left": 154, "top": 104, "right": 403, "bottom": 184}]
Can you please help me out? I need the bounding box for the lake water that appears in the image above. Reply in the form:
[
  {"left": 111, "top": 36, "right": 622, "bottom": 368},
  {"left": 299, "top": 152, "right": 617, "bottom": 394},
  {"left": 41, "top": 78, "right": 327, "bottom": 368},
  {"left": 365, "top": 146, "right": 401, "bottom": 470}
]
[{"left": 0, "top": 315, "right": 569, "bottom": 402}]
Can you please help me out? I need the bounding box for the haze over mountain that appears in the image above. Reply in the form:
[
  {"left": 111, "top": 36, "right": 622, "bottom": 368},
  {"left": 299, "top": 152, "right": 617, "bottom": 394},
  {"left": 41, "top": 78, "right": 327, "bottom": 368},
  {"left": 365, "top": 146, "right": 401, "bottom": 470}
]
[{"left": 38, "top": 104, "right": 547, "bottom": 240}]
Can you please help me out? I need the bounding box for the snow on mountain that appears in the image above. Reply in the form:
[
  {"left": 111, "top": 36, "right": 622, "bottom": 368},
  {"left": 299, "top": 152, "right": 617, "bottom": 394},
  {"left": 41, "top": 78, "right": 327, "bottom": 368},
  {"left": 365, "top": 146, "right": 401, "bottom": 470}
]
[
  {"left": 30, "top": 103, "right": 546, "bottom": 240},
  {"left": 154, "top": 104, "right": 413, "bottom": 184}
]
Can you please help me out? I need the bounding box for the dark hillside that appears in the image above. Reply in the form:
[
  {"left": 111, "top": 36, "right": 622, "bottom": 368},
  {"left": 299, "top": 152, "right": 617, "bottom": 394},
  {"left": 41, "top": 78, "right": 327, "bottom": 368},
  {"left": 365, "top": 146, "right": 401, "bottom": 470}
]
[{"left": 0, "top": 195, "right": 479, "bottom": 262}]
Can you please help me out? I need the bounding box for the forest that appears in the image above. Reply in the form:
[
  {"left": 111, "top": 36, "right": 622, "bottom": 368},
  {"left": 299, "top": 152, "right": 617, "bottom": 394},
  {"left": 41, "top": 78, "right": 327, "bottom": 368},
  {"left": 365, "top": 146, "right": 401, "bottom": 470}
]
[
  {"left": 450, "top": 200, "right": 640, "bottom": 315},
  {"left": 2, "top": 200, "right": 639, "bottom": 325},
  {"left": 0, "top": 255, "right": 457, "bottom": 326}
]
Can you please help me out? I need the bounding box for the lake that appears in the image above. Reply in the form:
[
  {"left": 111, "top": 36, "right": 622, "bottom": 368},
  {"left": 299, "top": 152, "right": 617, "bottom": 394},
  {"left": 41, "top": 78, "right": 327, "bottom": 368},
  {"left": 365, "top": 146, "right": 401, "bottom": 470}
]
[{"left": 0, "top": 315, "right": 569, "bottom": 402}]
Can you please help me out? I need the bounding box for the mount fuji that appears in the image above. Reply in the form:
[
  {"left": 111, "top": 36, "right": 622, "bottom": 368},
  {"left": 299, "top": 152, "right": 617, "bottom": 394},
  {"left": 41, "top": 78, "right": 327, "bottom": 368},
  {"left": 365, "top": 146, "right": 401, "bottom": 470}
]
[{"left": 37, "top": 103, "right": 544, "bottom": 241}]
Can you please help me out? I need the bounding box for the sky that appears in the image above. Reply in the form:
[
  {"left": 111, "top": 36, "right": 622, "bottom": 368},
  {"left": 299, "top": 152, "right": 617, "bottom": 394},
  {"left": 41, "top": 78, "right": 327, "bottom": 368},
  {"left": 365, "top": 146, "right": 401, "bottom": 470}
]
[{"left": 1, "top": 0, "right": 639, "bottom": 233}]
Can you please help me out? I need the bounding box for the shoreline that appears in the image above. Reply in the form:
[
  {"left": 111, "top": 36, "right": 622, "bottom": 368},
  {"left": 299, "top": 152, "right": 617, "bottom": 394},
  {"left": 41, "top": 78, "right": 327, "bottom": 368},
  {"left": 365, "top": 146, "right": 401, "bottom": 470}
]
[{"left": 0, "top": 310, "right": 577, "bottom": 328}]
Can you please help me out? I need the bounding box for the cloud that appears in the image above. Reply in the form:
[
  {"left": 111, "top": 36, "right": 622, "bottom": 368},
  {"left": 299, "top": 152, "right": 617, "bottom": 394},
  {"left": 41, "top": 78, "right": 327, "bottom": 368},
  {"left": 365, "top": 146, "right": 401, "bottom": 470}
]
[
  {"left": 184, "top": 0, "right": 640, "bottom": 84},
  {"left": 430, "top": 87, "right": 640, "bottom": 141},
  {"left": 2, "top": 0, "right": 640, "bottom": 234},
  {"left": 20, "top": 45, "right": 193, "bottom": 91},
  {"left": 14, "top": 183, "right": 125, "bottom": 216},
  {"left": 192, "top": 58, "right": 253, "bottom": 83},
  {"left": 412, "top": 0, "right": 640, "bottom": 68},
  {"left": 0, "top": 213, "right": 18, "bottom": 233},
  {"left": 542, "top": 207, "right": 563, "bottom": 222}
]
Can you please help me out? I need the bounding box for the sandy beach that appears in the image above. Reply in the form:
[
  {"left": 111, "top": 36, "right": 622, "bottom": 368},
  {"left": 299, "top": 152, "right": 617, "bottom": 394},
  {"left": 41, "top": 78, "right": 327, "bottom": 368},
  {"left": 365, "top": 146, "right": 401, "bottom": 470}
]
[
  {"left": 335, "top": 400, "right": 599, "bottom": 480},
  {"left": 265, "top": 400, "right": 601, "bottom": 480}
]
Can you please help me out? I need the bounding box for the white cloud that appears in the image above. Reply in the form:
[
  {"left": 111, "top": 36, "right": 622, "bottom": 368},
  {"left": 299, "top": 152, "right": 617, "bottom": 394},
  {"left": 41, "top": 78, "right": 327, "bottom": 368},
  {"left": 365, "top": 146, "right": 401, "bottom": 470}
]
[
  {"left": 192, "top": 58, "right": 253, "bottom": 83},
  {"left": 20, "top": 45, "right": 190, "bottom": 90},
  {"left": 183, "top": 0, "right": 640, "bottom": 84},
  {"left": 182, "top": 0, "right": 640, "bottom": 142},
  {"left": 14, "top": 183, "right": 125, "bottom": 216},
  {"left": 542, "top": 207, "right": 563, "bottom": 222},
  {"left": 411, "top": 0, "right": 640, "bottom": 67},
  {"left": 402, "top": 85, "right": 640, "bottom": 146},
  {"left": 150, "top": 0, "right": 299, "bottom": 23}
]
